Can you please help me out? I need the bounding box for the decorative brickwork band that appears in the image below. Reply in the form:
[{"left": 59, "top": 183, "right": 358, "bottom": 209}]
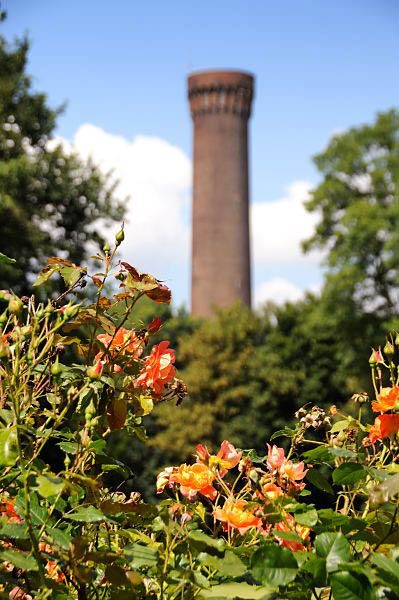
[
  {"left": 188, "top": 81, "right": 253, "bottom": 119},
  {"left": 188, "top": 70, "right": 254, "bottom": 317}
]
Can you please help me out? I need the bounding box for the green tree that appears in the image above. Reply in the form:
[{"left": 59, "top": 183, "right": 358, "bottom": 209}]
[
  {"left": 303, "top": 108, "right": 399, "bottom": 325},
  {"left": 0, "top": 30, "right": 124, "bottom": 293},
  {"left": 151, "top": 299, "right": 349, "bottom": 464},
  {"left": 303, "top": 108, "right": 399, "bottom": 382}
]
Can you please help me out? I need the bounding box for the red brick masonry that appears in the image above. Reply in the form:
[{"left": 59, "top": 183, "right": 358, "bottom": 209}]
[{"left": 188, "top": 70, "right": 254, "bottom": 317}]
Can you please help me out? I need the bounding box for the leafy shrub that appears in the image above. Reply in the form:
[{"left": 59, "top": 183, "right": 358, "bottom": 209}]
[{"left": 1, "top": 242, "right": 399, "bottom": 599}]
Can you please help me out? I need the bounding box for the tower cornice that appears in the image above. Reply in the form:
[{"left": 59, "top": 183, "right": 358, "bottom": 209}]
[{"left": 188, "top": 70, "right": 254, "bottom": 119}]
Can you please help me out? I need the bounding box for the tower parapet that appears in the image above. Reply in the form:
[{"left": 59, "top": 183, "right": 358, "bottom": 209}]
[{"left": 188, "top": 71, "right": 253, "bottom": 119}]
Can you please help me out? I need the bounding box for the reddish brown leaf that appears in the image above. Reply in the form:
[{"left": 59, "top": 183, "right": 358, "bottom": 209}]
[
  {"left": 107, "top": 397, "right": 127, "bottom": 431},
  {"left": 120, "top": 262, "right": 140, "bottom": 281},
  {"left": 146, "top": 284, "right": 172, "bottom": 304},
  {"left": 148, "top": 317, "right": 162, "bottom": 333},
  {"left": 47, "top": 257, "right": 75, "bottom": 267},
  {"left": 98, "top": 297, "right": 112, "bottom": 309}
]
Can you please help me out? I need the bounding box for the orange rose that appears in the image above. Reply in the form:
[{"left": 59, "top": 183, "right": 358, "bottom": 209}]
[
  {"left": 9, "top": 588, "right": 33, "bottom": 600},
  {"left": 96, "top": 327, "right": 143, "bottom": 371},
  {"left": 274, "top": 514, "right": 310, "bottom": 552},
  {"left": 368, "top": 414, "right": 399, "bottom": 444},
  {"left": 266, "top": 445, "right": 285, "bottom": 472},
  {"left": 136, "top": 340, "right": 176, "bottom": 395},
  {"left": 0, "top": 332, "right": 11, "bottom": 358},
  {"left": 372, "top": 386, "right": 399, "bottom": 413},
  {"left": 173, "top": 463, "right": 216, "bottom": 500},
  {"left": 156, "top": 466, "right": 178, "bottom": 494},
  {"left": 281, "top": 460, "right": 308, "bottom": 482},
  {"left": 214, "top": 498, "right": 261, "bottom": 535},
  {"left": 257, "top": 482, "right": 283, "bottom": 502},
  {"left": 196, "top": 440, "right": 242, "bottom": 477},
  {"left": 38, "top": 543, "right": 65, "bottom": 583},
  {"left": 0, "top": 496, "right": 21, "bottom": 523}
]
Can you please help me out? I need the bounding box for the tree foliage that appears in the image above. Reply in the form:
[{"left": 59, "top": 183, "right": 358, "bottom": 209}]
[
  {"left": 0, "top": 31, "right": 124, "bottom": 294},
  {"left": 151, "top": 299, "right": 350, "bottom": 464},
  {"left": 303, "top": 108, "right": 399, "bottom": 327}
]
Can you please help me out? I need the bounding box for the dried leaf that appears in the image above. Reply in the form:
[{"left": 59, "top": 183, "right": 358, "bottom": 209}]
[
  {"left": 107, "top": 397, "right": 128, "bottom": 430},
  {"left": 146, "top": 284, "right": 172, "bottom": 304},
  {"left": 120, "top": 262, "right": 140, "bottom": 281},
  {"left": 47, "top": 257, "right": 75, "bottom": 267}
]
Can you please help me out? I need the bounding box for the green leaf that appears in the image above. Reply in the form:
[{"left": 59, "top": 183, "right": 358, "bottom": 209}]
[
  {"left": 302, "top": 445, "right": 333, "bottom": 463},
  {"left": 46, "top": 526, "right": 71, "bottom": 550},
  {"left": 59, "top": 266, "right": 85, "bottom": 287},
  {"left": 90, "top": 439, "right": 107, "bottom": 453},
  {"left": 66, "top": 506, "right": 105, "bottom": 522},
  {"left": 301, "top": 555, "right": 327, "bottom": 587},
  {"left": 199, "top": 582, "right": 273, "bottom": 599},
  {"left": 58, "top": 441, "right": 78, "bottom": 454},
  {"left": 372, "top": 554, "right": 399, "bottom": 584},
  {"left": 272, "top": 530, "right": 304, "bottom": 544},
  {"left": 270, "top": 428, "right": 296, "bottom": 441},
  {"left": 251, "top": 545, "right": 298, "bottom": 587},
  {"left": 314, "top": 532, "right": 351, "bottom": 572},
  {"left": 33, "top": 265, "right": 60, "bottom": 287},
  {"left": 295, "top": 508, "right": 318, "bottom": 527},
  {"left": 198, "top": 550, "right": 246, "bottom": 577},
  {"left": 0, "top": 521, "right": 29, "bottom": 539},
  {"left": 302, "top": 446, "right": 356, "bottom": 464},
  {"left": 330, "top": 571, "right": 374, "bottom": 600},
  {"left": 36, "top": 474, "right": 65, "bottom": 498},
  {"left": 0, "top": 548, "right": 38, "bottom": 570},
  {"left": 329, "top": 448, "right": 358, "bottom": 459},
  {"left": 0, "top": 427, "right": 18, "bottom": 466},
  {"left": 15, "top": 491, "right": 49, "bottom": 527},
  {"left": 371, "top": 521, "right": 399, "bottom": 545},
  {"left": 331, "top": 419, "right": 350, "bottom": 433},
  {"left": 123, "top": 543, "right": 158, "bottom": 568},
  {"left": 193, "top": 570, "right": 211, "bottom": 589},
  {"left": 0, "top": 252, "right": 16, "bottom": 265},
  {"left": 306, "top": 468, "right": 334, "bottom": 495},
  {"left": 317, "top": 509, "right": 351, "bottom": 528},
  {"left": 188, "top": 529, "right": 225, "bottom": 554},
  {"left": 333, "top": 463, "right": 368, "bottom": 486}
]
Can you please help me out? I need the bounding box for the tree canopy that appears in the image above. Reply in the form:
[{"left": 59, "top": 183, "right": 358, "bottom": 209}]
[
  {"left": 303, "top": 108, "right": 399, "bottom": 328},
  {"left": 151, "top": 299, "right": 350, "bottom": 464},
  {"left": 0, "top": 30, "right": 124, "bottom": 294}
]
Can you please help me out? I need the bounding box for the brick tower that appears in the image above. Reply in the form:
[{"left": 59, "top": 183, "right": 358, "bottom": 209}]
[{"left": 188, "top": 70, "right": 254, "bottom": 317}]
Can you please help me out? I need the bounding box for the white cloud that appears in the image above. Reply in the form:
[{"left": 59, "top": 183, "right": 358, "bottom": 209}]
[
  {"left": 255, "top": 277, "right": 304, "bottom": 307},
  {"left": 57, "top": 124, "right": 324, "bottom": 307},
  {"left": 251, "top": 180, "right": 321, "bottom": 265},
  {"left": 254, "top": 277, "right": 322, "bottom": 307},
  {"left": 63, "top": 124, "right": 192, "bottom": 289}
]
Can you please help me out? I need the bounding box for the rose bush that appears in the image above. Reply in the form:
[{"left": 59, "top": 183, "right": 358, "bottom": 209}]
[{"left": 1, "top": 239, "right": 399, "bottom": 599}]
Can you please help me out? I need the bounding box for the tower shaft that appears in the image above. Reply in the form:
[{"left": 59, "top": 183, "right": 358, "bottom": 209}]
[{"left": 188, "top": 70, "right": 254, "bottom": 317}]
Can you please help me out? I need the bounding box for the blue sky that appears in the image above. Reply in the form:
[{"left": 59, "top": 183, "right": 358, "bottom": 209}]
[{"left": 3, "top": 1, "right": 399, "bottom": 307}]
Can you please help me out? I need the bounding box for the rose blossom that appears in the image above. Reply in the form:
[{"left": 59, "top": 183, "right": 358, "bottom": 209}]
[
  {"left": 96, "top": 326, "right": 143, "bottom": 371},
  {"left": 368, "top": 414, "right": 399, "bottom": 444},
  {"left": 214, "top": 498, "right": 261, "bottom": 535},
  {"left": 372, "top": 386, "right": 399, "bottom": 414},
  {"left": 266, "top": 445, "right": 285, "bottom": 472},
  {"left": 173, "top": 463, "right": 216, "bottom": 500},
  {"left": 136, "top": 340, "right": 176, "bottom": 394}
]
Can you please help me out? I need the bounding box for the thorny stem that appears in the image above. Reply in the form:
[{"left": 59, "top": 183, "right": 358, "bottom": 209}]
[
  {"left": 11, "top": 384, "right": 47, "bottom": 587},
  {"left": 53, "top": 272, "right": 87, "bottom": 307},
  {"left": 371, "top": 366, "right": 379, "bottom": 399}
]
